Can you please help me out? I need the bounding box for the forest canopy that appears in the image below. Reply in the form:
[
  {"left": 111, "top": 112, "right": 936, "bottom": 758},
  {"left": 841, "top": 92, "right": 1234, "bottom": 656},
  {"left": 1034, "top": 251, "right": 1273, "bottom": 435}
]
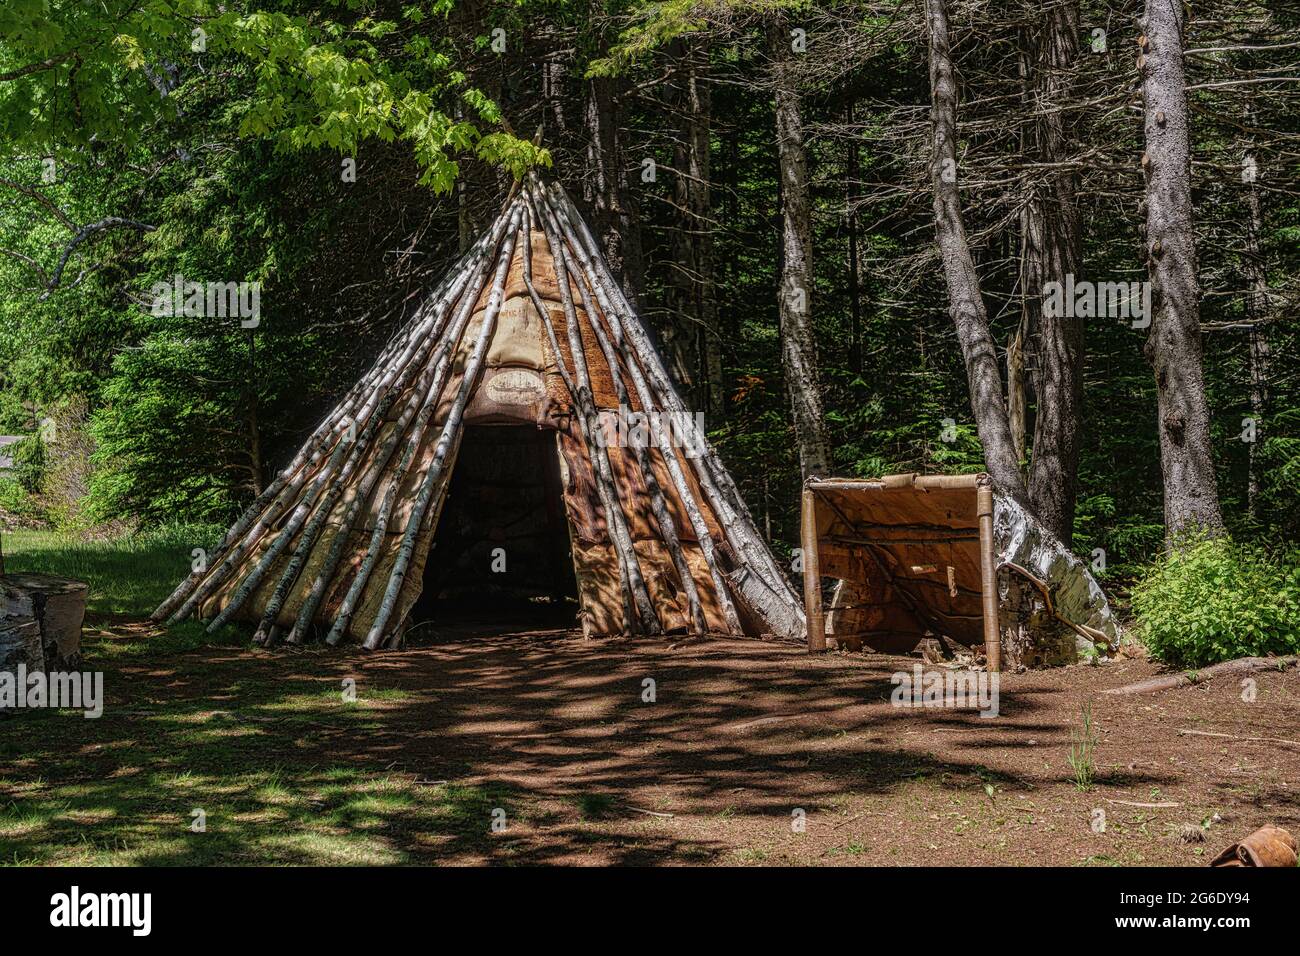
[{"left": 1, "top": 0, "right": 1296, "bottom": 595}]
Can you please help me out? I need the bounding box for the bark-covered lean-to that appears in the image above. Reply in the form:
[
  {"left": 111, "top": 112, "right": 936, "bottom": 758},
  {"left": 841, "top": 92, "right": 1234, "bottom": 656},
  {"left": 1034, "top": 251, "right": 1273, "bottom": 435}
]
[{"left": 1139, "top": 0, "right": 1225, "bottom": 538}]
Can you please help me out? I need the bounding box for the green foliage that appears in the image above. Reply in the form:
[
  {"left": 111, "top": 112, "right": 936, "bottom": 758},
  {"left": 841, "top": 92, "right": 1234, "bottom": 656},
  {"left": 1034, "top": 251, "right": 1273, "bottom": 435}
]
[
  {"left": 0, "top": 2, "right": 544, "bottom": 189},
  {"left": 10, "top": 433, "right": 45, "bottom": 494},
  {"left": 0, "top": 476, "right": 39, "bottom": 520},
  {"left": 1131, "top": 539, "right": 1300, "bottom": 668}
]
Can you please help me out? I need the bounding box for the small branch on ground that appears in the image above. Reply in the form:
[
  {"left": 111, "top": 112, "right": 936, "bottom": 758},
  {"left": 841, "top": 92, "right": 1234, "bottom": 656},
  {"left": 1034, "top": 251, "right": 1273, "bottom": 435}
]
[{"left": 1102, "top": 656, "right": 1298, "bottom": 695}]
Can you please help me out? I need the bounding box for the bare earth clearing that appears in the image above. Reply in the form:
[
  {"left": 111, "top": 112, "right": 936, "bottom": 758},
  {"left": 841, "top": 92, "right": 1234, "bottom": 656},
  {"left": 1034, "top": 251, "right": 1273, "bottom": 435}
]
[{"left": 3, "top": 611, "right": 1297, "bottom": 866}]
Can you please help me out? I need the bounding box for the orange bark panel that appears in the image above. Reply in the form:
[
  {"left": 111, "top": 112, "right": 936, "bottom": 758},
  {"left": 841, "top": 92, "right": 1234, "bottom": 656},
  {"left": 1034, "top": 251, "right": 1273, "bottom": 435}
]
[
  {"left": 605, "top": 444, "right": 657, "bottom": 542},
  {"left": 571, "top": 539, "right": 623, "bottom": 637},
  {"left": 556, "top": 428, "right": 607, "bottom": 545}
]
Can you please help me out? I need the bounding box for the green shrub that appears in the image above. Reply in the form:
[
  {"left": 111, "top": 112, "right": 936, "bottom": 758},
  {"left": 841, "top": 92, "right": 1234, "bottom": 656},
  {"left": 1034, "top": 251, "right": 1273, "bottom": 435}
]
[
  {"left": 11, "top": 433, "right": 45, "bottom": 494},
  {"left": 1132, "top": 538, "right": 1300, "bottom": 667},
  {"left": 0, "top": 476, "right": 40, "bottom": 521}
]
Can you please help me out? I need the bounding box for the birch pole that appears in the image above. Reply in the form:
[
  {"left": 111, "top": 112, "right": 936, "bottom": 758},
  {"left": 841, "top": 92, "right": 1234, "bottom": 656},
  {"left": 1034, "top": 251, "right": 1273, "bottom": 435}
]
[
  {"left": 361, "top": 210, "right": 523, "bottom": 650},
  {"left": 151, "top": 207, "right": 514, "bottom": 623},
  {"left": 529, "top": 194, "right": 708, "bottom": 635},
  {"left": 251, "top": 392, "right": 400, "bottom": 643},
  {"left": 321, "top": 244, "right": 499, "bottom": 645},
  {"left": 534, "top": 185, "right": 744, "bottom": 635},
  {"left": 544, "top": 184, "right": 803, "bottom": 635},
  {"left": 531, "top": 197, "right": 661, "bottom": 636},
  {"left": 160, "top": 211, "right": 514, "bottom": 626}
]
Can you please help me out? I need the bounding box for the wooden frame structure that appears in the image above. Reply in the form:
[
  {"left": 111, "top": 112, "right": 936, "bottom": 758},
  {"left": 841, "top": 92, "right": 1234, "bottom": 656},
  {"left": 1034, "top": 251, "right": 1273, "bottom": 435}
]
[
  {"left": 800, "top": 473, "right": 1002, "bottom": 671},
  {"left": 152, "top": 178, "right": 805, "bottom": 648}
]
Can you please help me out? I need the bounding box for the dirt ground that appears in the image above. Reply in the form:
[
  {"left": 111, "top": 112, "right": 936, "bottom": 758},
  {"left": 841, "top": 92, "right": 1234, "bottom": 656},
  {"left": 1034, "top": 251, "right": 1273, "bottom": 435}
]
[{"left": 59, "top": 614, "right": 1296, "bottom": 866}]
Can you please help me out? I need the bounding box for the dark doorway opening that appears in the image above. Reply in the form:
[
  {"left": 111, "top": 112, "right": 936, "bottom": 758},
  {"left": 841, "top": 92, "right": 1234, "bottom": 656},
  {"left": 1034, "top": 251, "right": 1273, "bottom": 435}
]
[{"left": 413, "top": 425, "right": 578, "bottom": 635}]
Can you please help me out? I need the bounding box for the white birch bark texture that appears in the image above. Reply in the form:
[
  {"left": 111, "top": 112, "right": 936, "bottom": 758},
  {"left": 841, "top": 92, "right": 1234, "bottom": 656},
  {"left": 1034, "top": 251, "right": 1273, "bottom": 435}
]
[{"left": 157, "top": 184, "right": 804, "bottom": 646}]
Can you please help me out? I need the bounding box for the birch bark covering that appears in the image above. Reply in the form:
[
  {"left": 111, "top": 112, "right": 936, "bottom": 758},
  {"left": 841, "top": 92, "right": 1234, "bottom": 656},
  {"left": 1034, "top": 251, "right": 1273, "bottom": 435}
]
[
  {"left": 927, "top": 0, "right": 1029, "bottom": 506},
  {"left": 1139, "top": 0, "right": 1224, "bottom": 537},
  {"left": 154, "top": 183, "right": 804, "bottom": 646}
]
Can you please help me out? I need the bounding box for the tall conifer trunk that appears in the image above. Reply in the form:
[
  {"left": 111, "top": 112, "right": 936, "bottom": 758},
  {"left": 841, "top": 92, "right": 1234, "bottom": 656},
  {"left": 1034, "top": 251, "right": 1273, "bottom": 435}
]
[
  {"left": 927, "top": 0, "right": 1029, "bottom": 504},
  {"left": 770, "top": 24, "right": 830, "bottom": 479},
  {"left": 1140, "top": 0, "right": 1224, "bottom": 537},
  {"left": 1021, "top": 1, "right": 1084, "bottom": 546}
]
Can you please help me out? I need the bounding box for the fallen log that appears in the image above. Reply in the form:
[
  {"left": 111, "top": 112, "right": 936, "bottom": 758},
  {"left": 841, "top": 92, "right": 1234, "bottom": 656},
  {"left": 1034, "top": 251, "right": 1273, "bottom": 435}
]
[{"left": 1102, "top": 655, "right": 1298, "bottom": 696}]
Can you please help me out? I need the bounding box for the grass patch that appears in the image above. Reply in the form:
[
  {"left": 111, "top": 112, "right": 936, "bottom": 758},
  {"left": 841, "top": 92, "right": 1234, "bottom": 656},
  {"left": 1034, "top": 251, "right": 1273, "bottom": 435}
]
[
  {"left": 0, "top": 661, "right": 521, "bottom": 865},
  {"left": 1068, "top": 703, "right": 1098, "bottom": 792},
  {"left": 574, "top": 792, "right": 617, "bottom": 820},
  {"left": 2, "top": 525, "right": 222, "bottom": 618}
]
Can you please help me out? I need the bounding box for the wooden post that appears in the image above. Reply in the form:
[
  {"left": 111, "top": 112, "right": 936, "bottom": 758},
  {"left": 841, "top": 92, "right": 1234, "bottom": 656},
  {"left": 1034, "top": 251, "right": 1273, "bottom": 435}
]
[
  {"left": 976, "top": 482, "right": 1000, "bottom": 672},
  {"left": 801, "top": 485, "right": 826, "bottom": 653}
]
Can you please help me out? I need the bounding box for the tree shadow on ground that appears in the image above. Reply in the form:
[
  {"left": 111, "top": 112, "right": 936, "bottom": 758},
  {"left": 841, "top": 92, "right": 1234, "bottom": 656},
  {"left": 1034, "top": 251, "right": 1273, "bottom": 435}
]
[{"left": 3, "top": 618, "right": 1193, "bottom": 865}]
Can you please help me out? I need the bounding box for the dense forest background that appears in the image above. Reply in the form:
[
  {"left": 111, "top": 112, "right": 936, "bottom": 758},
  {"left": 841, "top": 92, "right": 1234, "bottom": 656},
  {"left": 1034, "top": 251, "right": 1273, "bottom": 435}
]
[{"left": 1, "top": 0, "right": 1296, "bottom": 597}]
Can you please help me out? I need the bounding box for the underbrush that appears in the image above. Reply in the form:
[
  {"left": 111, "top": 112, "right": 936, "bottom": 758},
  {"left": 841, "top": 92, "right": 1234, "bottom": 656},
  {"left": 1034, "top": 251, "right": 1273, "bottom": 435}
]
[{"left": 1131, "top": 538, "right": 1300, "bottom": 668}]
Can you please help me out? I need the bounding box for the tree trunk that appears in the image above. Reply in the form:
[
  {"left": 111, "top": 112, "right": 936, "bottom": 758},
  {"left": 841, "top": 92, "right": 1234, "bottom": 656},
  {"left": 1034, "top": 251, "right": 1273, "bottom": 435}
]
[
  {"left": 245, "top": 328, "right": 264, "bottom": 496},
  {"left": 2, "top": 572, "right": 86, "bottom": 670},
  {"left": 684, "top": 44, "right": 724, "bottom": 420},
  {"left": 1140, "top": 0, "right": 1224, "bottom": 537},
  {"left": 926, "top": 0, "right": 1029, "bottom": 504},
  {"left": 770, "top": 25, "right": 831, "bottom": 480},
  {"left": 846, "top": 99, "right": 864, "bottom": 375},
  {"left": 1242, "top": 147, "right": 1270, "bottom": 520},
  {"left": 583, "top": 73, "right": 646, "bottom": 310},
  {"left": 1021, "top": 1, "right": 1084, "bottom": 546}
]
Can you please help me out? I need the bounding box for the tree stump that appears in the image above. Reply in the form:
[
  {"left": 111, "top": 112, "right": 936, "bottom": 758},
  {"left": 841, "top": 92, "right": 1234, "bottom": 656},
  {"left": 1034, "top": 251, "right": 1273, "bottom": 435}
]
[
  {"left": 1, "top": 573, "right": 88, "bottom": 670},
  {"left": 997, "top": 569, "right": 1077, "bottom": 669},
  {"left": 0, "top": 615, "right": 42, "bottom": 717}
]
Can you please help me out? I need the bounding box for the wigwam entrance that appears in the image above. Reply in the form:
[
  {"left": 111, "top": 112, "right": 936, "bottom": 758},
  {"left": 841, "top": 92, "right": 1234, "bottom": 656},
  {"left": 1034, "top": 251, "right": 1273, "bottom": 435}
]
[
  {"left": 153, "top": 180, "right": 804, "bottom": 649},
  {"left": 418, "top": 424, "right": 577, "bottom": 628}
]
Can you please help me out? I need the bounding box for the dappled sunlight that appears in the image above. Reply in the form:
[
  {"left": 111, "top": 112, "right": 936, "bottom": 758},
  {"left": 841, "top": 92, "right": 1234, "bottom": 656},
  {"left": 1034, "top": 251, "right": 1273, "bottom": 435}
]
[{"left": 2, "top": 609, "right": 1298, "bottom": 865}]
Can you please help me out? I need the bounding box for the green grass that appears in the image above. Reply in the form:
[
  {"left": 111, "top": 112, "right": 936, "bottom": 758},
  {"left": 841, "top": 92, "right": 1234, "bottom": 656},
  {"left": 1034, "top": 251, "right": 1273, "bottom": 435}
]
[
  {"left": 2, "top": 525, "right": 222, "bottom": 618},
  {"left": 3, "top": 526, "right": 248, "bottom": 659},
  {"left": 0, "top": 641, "right": 524, "bottom": 865},
  {"left": 1068, "top": 703, "right": 1099, "bottom": 792},
  {"left": 574, "top": 792, "right": 616, "bottom": 820},
  {"left": 0, "top": 528, "right": 541, "bottom": 864}
]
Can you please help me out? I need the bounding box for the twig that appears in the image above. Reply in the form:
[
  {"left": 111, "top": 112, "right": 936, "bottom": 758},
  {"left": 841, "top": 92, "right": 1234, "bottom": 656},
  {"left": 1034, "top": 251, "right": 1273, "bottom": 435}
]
[{"left": 1178, "top": 729, "right": 1300, "bottom": 748}]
